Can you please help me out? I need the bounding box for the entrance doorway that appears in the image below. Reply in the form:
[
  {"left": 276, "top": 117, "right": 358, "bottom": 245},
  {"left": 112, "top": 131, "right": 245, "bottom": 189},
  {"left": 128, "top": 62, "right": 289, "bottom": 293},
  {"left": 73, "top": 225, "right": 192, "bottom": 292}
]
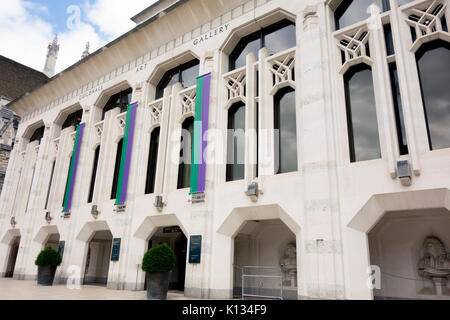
[
  {"left": 145, "top": 226, "right": 187, "bottom": 291},
  {"left": 233, "top": 219, "right": 297, "bottom": 300},
  {"left": 5, "top": 236, "right": 20, "bottom": 278},
  {"left": 83, "top": 230, "right": 113, "bottom": 286}
]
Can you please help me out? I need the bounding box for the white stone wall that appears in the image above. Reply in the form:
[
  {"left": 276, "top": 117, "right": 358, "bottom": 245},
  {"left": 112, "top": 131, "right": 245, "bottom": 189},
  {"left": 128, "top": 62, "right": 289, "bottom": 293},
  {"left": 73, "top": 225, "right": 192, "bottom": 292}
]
[{"left": 0, "top": 0, "right": 449, "bottom": 300}]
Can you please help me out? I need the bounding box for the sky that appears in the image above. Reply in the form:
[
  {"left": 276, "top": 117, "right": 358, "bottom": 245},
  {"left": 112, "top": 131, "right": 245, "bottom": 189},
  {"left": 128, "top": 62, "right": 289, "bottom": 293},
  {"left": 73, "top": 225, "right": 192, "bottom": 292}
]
[{"left": 0, "top": 0, "right": 158, "bottom": 74}]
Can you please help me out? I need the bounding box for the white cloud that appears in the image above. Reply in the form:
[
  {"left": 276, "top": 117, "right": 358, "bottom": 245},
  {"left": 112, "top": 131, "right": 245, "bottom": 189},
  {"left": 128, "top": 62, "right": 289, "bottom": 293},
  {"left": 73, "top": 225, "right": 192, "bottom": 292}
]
[
  {"left": 84, "top": 0, "right": 156, "bottom": 39},
  {"left": 0, "top": 0, "right": 53, "bottom": 71},
  {"left": 0, "top": 0, "right": 157, "bottom": 74}
]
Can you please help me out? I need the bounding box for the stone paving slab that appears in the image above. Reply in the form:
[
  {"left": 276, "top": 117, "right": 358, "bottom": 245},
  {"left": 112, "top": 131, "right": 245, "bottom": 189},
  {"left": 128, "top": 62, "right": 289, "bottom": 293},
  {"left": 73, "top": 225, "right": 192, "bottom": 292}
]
[{"left": 0, "top": 278, "right": 198, "bottom": 300}]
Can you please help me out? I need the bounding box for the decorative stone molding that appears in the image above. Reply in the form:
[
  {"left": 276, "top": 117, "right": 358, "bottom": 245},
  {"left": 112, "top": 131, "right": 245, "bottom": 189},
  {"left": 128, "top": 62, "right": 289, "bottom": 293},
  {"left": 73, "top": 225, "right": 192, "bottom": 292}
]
[
  {"left": 116, "top": 112, "right": 127, "bottom": 132},
  {"left": 303, "top": 5, "right": 319, "bottom": 31},
  {"left": 94, "top": 120, "right": 104, "bottom": 139},
  {"left": 223, "top": 67, "right": 246, "bottom": 109},
  {"left": 53, "top": 137, "right": 60, "bottom": 151},
  {"left": 179, "top": 86, "right": 196, "bottom": 121},
  {"left": 404, "top": 0, "right": 449, "bottom": 52},
  {"left": 148, "top": 99, "right": 163, "bottom": 127},
  {"left": 267, "top": 48, "right": 296, "bottom": 95},
  {"left": 336, "top": 27, "right": 373, "bottom": 74}
]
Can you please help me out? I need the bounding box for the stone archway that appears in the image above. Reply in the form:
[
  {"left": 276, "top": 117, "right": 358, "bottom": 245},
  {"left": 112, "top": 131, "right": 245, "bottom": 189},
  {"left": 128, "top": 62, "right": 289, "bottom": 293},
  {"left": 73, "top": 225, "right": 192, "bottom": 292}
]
[
  {"left": 33, "top": 225, "right": 60, "bottom": 250},
  {"left": 211, "top": 204, "right": 301, "bottom": 300},
  {"left": 1, "top": 229, "right": 21, "bottom": 278},
  {"left": 76, "top": 221, "right": 113, "bottom": 286},
  {"left": 347, "top": 188, "right": 450, "bottom": 300},
  {"left": 134, "top": 214, "right": 189, "bottom": 292}
]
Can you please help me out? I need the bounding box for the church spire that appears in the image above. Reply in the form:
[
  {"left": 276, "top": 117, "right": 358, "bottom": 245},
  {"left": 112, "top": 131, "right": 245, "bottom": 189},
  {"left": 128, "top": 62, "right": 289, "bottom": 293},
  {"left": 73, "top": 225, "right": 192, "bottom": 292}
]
[
  {"left": 81, "top": 42, "right": 90, "bottom": 60},
  {"left": 43, "top": 34, "right": 59, "bottom": 78}
]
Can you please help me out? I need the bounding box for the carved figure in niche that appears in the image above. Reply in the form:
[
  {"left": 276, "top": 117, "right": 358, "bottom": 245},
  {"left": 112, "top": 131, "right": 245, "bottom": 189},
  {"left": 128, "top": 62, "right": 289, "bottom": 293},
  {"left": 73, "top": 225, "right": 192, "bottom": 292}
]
[
  {"left": 418, "top": 236, "right": 450, "bottom": 296},
  {"left": 418, "top": 236, "right": 450, "bottom": 278},
  {"left": 280, "top": 242, "right": 297, "bottom": 288}
]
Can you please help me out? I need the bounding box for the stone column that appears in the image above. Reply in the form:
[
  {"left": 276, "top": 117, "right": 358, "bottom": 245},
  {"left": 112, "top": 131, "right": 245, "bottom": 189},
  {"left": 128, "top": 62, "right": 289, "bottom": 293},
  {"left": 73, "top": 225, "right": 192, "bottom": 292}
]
[
  {"left": 245, "top": 53, "right": 257, "bottom": 187},
  {"left": 297, "top": 3, "right": 345, "bottom": 299}
]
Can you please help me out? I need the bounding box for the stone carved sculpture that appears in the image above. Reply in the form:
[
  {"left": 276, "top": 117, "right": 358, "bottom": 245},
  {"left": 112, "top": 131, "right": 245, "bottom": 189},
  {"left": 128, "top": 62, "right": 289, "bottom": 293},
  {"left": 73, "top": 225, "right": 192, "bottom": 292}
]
[
  {"left": 280, "top": 242, "right": 297, "bottom": 288},
  {"left": 418, "top": 236, "right": 450, "bottom": 296}
]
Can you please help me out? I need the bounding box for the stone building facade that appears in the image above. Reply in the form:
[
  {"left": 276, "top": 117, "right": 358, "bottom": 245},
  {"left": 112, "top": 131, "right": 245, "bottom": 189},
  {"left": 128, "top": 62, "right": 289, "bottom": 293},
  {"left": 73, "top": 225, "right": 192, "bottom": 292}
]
[{"left": 0, "top": 0, "right": 449, "bottom": 300}]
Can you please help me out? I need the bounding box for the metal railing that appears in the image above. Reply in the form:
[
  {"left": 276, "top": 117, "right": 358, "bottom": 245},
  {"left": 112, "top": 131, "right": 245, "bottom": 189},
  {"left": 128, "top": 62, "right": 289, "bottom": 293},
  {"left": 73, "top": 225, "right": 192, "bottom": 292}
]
[{"left": 234, "top": 265, "right": 283, "bottom": 300}]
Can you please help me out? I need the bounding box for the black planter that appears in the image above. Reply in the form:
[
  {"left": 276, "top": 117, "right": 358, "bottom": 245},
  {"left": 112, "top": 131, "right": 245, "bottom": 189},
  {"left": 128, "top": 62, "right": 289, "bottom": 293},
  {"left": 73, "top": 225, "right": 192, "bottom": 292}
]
[
  {"left": 146, "top": 272, "right": 171, "bottom": 300},
  {"left": 37, "top": 265, "right": 57, "bottom": 286}
]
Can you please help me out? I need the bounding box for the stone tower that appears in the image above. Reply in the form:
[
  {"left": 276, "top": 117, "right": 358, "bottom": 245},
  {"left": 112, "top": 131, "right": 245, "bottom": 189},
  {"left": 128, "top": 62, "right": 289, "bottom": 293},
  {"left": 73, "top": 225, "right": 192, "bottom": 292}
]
[
  {"left": 43, "top": 35, "right": 59, "bottom": 78},
  {"left": 81, "top": 42, "right": 90, "bottom": 60}
]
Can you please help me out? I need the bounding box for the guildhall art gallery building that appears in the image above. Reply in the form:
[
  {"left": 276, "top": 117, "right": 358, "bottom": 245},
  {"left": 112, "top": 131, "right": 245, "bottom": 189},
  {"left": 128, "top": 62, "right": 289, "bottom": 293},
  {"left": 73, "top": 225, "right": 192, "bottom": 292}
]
[{"left": 1, "top": 0, "right": 450, "bottom": 300}]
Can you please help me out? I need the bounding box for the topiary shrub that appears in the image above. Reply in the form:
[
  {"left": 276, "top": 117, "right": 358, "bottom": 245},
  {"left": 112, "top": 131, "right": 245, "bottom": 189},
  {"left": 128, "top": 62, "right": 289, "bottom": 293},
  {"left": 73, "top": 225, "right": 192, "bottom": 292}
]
[
  {"left": 142, "top": 244, "right": 176, "bottom": 273},
  {"left": 35, "top": 248, "right": 62, "bottom": 267}
]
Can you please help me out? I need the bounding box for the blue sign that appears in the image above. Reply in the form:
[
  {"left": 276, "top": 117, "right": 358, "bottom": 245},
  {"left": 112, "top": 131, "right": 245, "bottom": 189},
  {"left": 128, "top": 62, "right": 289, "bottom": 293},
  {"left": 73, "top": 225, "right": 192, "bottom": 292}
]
[
  {"left": 58, "top": 241, "right": 65, "bottom": 258},
  {"left": 189, "top": 235, "right": 202, "bottom": 264},
  {"left": 111, "top": 238, "right": 121, "bottom": 261}
]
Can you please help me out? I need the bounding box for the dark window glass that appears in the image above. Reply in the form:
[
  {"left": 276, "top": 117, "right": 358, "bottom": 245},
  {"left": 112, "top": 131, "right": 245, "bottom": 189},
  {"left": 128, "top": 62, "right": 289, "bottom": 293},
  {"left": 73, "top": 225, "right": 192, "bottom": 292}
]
[
  {"left": 30, "top": 126, "right": 45, "bottom": 144},
  {"left": 398, "top": 0, "right": 415, "bottom": 6},
  {"left": 230, "top": 34, "right": 261, "bottom": 71},
  {"left": 344, "top": 64, "right": 381, "bottom": 162},
  {"left": 416, "top": 40, "right": 450, "bottom": 150},
  {"left": 335, "top": 0, "right": 390, "bottom": 30},
  {"left": 264, "top": 22, "right": 296, "bottom": 56},
  {"left": 61, "top": 109, "right": 83, "bottom": 130},
  {"left": 229, "top": 19, "right": 296, "bottom": 71},
  {"left": 145, "top": 127, "right": 160, "bottom": 194},
  {"left": 88, "top": 146, "right": 100, "bottom": 203},
  {"left": 226, "top": 102, "right": 245, "bottom": 181},
  {"left": 274, "top": 87, "right": 298, "bottom": 174},
  {"left": 384, "top": 24, "right": 395, "bottom": 56},
  {"left": 388, "top": 63, "right": 408, "bottom": 155},
  {"left": 177, "top": 117, "right": 194, "bottom": 189},
  {"left": 111, "top": 139, "right": 123, "bottom": 199},
  {"left": 102, "top": 88, "right": 132, "bottom": 120},
  {"left": 45, "top": 160, "right": 56, "bottom": 210},
  {"left": 156, "top": 59, "right": 200, "bottom": 100}
]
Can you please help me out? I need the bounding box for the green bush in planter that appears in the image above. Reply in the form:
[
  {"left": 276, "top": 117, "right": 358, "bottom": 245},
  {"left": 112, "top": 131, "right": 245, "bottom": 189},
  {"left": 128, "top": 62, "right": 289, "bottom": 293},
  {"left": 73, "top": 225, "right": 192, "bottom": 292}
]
[
  {"left": 35, "top": 248, "right": 62, "bottom": 267},
  {"left": 142, "top": 244, "right": 176, "bottom": 273}
]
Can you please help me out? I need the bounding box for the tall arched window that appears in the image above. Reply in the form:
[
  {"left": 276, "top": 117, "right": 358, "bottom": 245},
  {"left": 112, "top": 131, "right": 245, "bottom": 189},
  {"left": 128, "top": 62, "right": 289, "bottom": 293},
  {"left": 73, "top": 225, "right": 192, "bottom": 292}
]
[
  {"left": 344, "top": 64, "right": 381, "bottom": 162},
  {"left": 88, "top": 146, "right": 100, "bottom": 203},
  {"left": 111, "top": 139, "right": 123, "bottom": 199},
  {"left": 334, "top": 0, "right": 390, "bottom": 30},
  {"left": 274, "top": 87, "right": 297, "bottom": 174},
  {"left": 229, "top": 19, "right": 296, "bottom": 71},
  {"left": 30, "top": 126, "right": 45, "bottom": 145},
  {"left": 62, "top": 109, "right": 83, "bottom": 130},
  {"left": 145, "top": 127, "right": 160, "bottom": 194},
  {"left": 416, "top": 40, "right": 450, "bottom": 150},
  {"left": 177, "top": 117, "right": 194, "bottom": 189},
  {"left": 156, "top": 59, "right": 199, "bottom": 100},
  {"left": 227, "top": 102, "right": 245, "bottom": 181},
  {"left": 102, "top": 88, "right": 132, "bottom": 120}
]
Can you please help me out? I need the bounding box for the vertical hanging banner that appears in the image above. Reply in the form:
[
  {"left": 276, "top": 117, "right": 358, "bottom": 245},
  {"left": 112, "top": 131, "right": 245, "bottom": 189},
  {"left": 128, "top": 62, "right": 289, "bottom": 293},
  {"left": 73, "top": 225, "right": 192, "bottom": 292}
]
[
  {"left": 190, "top": 73, "right": 211, "bottom": 195},
  {"left": 115, "top": 102, "right": 138, "bottom": 205},
  {"left": 62, "top": 123, "right": 85, "bottom": 213}
]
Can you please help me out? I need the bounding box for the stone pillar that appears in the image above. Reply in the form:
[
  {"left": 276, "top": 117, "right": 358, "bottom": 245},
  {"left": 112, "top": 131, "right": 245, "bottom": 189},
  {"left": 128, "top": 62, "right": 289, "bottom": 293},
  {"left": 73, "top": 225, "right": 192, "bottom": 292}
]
[
  {"left": 389, "top": 0, "right": 427, "bottom": 175},
  {"left": 245, "top": 53, "right": 257, "bottom": 188},
  {"left": 297, "top": 3, "right": 345, "bottom": 299},
  {"left": 369, "top": 3, "right": 397, "bottom": 178}
]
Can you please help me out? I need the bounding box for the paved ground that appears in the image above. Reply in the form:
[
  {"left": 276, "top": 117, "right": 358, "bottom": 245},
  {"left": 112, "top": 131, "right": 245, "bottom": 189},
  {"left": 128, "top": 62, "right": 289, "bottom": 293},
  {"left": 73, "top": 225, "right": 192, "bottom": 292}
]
[{"left": 0, "top": 278, "right": 197, "bottom": 300}]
